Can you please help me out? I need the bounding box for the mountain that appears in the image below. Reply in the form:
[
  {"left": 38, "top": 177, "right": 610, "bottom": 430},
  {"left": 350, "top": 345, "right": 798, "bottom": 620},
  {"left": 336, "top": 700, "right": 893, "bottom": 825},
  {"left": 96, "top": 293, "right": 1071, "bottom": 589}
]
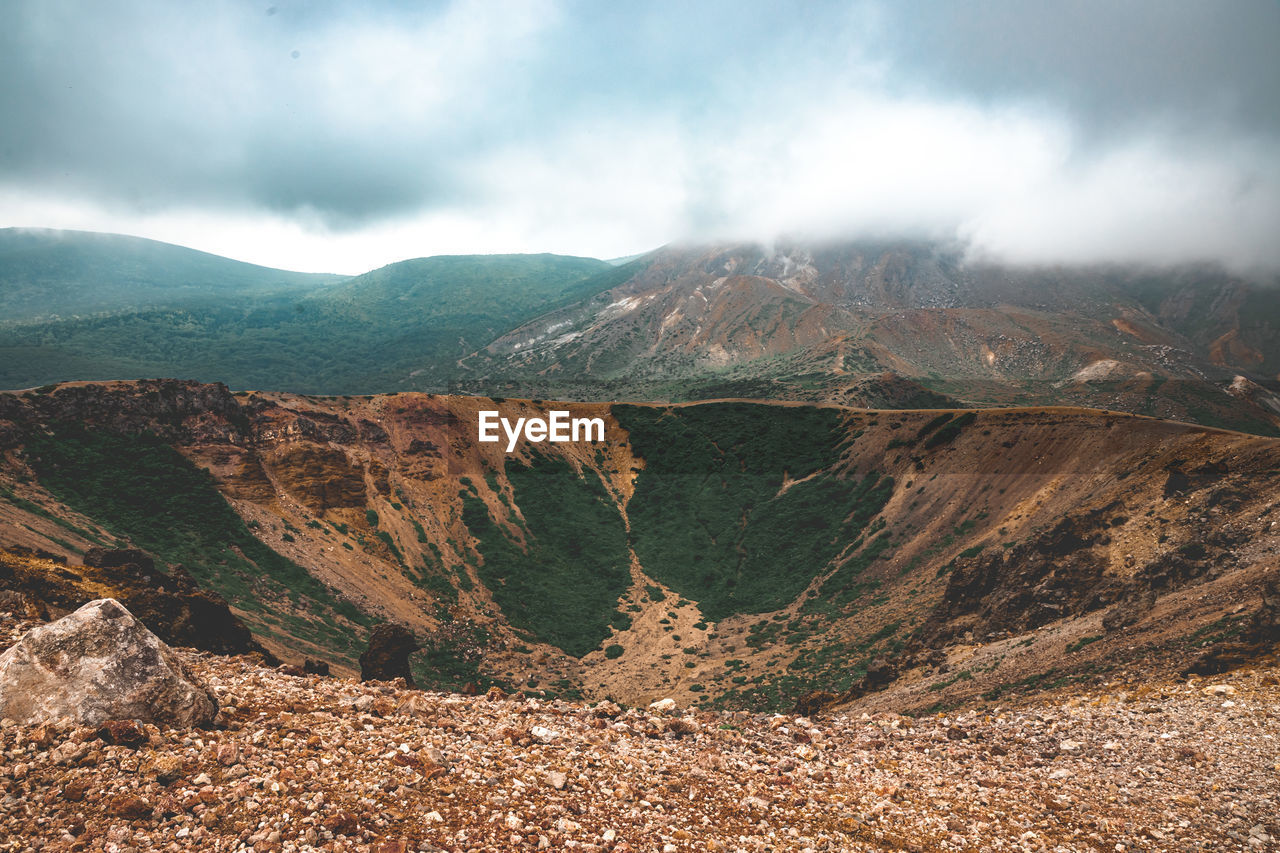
[
  {"left": 5, "top": 231, "right": 1280, "bottom": 433},
  {"left": 462, "top": 241, "right": 1280, "bottom": 434},
  {"left": 2, "top": 380, "right": 1277, "bottom": 712},
  {"left": 0, "top": 230, "right": 617, "bottom": 393},
  {"left": 0, "top": 227, "right": 343, "bottom": 322}
]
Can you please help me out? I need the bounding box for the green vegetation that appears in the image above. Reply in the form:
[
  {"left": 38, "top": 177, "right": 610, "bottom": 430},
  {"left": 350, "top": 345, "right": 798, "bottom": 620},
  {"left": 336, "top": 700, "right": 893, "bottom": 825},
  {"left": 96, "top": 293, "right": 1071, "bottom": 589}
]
[
  {"left": 711, "top": 615, "right": 906, "bottom": 712},
  {"left": 1065, "top": 635, "right": 1103, "bottom": 654},
  {"left": 923, "top": 411, "right": 977, "bottom": 449},
  {"left": 413, "top": 614, "right": 505, "bottom": 693},
  {"left": 405, "top": 551, "right": 458, "bottom": 605},
  {"left": 928, "top": 669, "right": 974, "bottom": 691},
  {"left": 605, "top": 644, "right": 625, "bottom": 659},
  {"left": 0, "top": 485, "right": 109, "bottom": 546},
  {"left": 0, "top": 250, "right": 624, "bottom": 394},
  {"left": 616, "top": 403, "right": 891, "bottom": 621},
  {"left": 0, "top": 228, "right": 339, "bottom": 324},
  {"left": 375, "top": 531, "right": 403, "bottom": 564},
  {"left": 979, "top": 663, "right": 1112, "bottom": 701},
  {"left": 22, "top": 425, "right": 372, "bottom": 664},
  {"left": 1185, "top": 615, "right": 1249, "bottom": 648},
  {"left": 462, "top": 453, "right": 630, "bottom": 657}
]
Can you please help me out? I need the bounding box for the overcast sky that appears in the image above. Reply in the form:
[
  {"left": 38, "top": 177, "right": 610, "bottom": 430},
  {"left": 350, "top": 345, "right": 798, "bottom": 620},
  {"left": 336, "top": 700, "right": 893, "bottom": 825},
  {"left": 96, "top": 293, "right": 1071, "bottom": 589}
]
[{"left": 2, "top": 0, "right": 1278, "bottom": 274}]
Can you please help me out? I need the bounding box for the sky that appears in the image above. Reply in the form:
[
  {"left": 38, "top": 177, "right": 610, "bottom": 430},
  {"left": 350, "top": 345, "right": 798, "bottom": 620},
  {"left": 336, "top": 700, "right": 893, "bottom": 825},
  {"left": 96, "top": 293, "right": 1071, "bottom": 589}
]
[{"left": 2, "top": 0, "right": 1278, "bottom": 275}]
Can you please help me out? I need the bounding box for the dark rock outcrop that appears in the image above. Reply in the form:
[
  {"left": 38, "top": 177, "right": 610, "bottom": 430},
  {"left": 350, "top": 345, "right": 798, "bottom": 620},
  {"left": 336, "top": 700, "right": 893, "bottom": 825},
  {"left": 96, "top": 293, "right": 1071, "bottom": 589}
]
[
  {"left": 858, "top": 657, "right": 898, "bottom": 692},
  {"left": 0, "top": 598, "right": 217, "bottom": 727},
  {"left": 1186, "top": 573, "right": 1280, "bottom": 676},
  {"left": 83, "top": 548, "right": 155, "bottom": 572},
  {"left": 924, "top": 505, "right": 1246, "bottom": 646},
  {"left": 303, "top": 658, "right": 331, "bottom": 677},
  {"left": 0, "top": 548, "right": 263, "bottom": 657},
  {"left": 0, "top": 380, "right": 248, "bottom": 448},
  {"left": 1102, "top": 587, "right": 1158, "bottom": 633},
  {"left": 924, "top": 511, "right": 1123, "bottom": 644},
  {"left": 792, "top": 657, "right": 899, "bottom": 715},
  {"left": 792, "top": 690, "right": 841, "bottom": 717},
  {"left": 359, "top": 623, "right": 420, "bottom": 686},
  {"left": 0, "top": 589, "right": 49, "bottom": 621},
  {"left": 267, "top": 444, "right": 367, "bottom": 512}
]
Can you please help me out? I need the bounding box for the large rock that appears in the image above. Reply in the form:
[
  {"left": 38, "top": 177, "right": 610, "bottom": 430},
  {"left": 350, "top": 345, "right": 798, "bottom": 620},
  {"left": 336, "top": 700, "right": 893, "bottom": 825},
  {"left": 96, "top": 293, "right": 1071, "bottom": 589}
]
[
  {"left": 359, "top": 623, "right": 419, "bottom": 686},
  {"left": 0, "top": 547, "right": 265, "bottom": 658},
  {"left": 0, "top": 598, "right": 216, "bottom": 727}
]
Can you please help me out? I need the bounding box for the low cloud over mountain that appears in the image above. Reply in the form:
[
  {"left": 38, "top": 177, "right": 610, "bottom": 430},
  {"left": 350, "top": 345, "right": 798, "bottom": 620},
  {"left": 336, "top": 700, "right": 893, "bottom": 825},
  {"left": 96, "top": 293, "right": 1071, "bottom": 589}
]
[{"left": 2, "top": 1, "right": 1278, "bottom": 273}]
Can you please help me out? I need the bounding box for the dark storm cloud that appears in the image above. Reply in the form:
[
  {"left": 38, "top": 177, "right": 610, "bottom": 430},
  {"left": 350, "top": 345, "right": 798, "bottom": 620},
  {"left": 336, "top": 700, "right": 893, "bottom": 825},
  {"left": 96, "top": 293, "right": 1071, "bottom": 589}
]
[
  {"left": 876, "top": 0, "right": 1280, "bottom": 138},
  {"left": 1, "top": 0, "right": 1277, "bottom": 271},
  {"left": 0, "top": 0, "right": 490, "bottom": 224}
]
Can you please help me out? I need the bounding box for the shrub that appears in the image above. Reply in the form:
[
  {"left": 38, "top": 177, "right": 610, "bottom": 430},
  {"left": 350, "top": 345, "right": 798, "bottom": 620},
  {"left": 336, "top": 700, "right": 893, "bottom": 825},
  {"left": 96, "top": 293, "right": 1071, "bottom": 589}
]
[
  {"left": 463, "top": 453, "right": 630, "bottom": 657},
  {"left": 615, "top": 403, "right": 892, "bottom": 620}
]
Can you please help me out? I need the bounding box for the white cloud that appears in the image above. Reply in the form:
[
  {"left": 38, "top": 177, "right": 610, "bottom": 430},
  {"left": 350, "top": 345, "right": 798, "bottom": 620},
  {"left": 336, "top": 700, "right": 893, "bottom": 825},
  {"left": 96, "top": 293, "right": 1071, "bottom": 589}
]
[
  {"left": 961, "top": 135, "right": 1280, "bottom": 271},
  {"left": 2, "top": 0, "right": 1278, "bottom": 273}
]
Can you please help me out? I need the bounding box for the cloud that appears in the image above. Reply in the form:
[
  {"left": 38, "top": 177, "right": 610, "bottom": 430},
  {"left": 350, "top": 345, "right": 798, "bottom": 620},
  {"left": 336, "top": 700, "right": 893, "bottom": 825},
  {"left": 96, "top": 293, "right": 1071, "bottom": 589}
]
[{"left": 1, "top": 0, "right": 1277, "bottom": 273}]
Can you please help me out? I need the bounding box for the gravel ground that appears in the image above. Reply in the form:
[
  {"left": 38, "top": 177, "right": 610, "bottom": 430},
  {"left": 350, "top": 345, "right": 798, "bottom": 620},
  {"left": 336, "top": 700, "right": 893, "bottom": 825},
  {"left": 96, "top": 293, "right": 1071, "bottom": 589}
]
[{"left": 1, "top": 614, "right": 1277, "bottom": 853}]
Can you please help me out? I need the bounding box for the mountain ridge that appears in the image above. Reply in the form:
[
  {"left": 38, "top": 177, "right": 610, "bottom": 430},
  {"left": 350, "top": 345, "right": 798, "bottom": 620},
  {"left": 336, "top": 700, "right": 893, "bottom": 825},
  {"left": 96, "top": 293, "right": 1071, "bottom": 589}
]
[
  {"left": 4, "top": 229, "right": 1279, "bottom": 435},
  {"left": 0, "top": 227, "right": 346, "bottom": 323},
  {"left": 462, "top": 240, "right": 1280, "bottom": 434},
  {"left": 2, "top": 379, "right": 1276, "bottom": 713}
]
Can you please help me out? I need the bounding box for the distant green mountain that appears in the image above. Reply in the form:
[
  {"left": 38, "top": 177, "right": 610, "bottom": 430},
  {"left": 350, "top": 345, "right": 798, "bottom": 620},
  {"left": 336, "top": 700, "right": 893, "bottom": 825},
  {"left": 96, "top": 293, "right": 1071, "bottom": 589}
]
[
  {"left": 0, "top": 230, "right": 620, "bottom": 393},
  {"left": 0, "top": 228, "right": 343, "bottom": 322}
]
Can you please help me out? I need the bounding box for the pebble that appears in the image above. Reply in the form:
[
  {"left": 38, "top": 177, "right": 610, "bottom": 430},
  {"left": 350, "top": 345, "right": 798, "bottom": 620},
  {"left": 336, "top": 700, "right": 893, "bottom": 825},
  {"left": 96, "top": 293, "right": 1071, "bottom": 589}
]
[{"left": 0, "top": 616, "right": 1275, "bottom": 852}]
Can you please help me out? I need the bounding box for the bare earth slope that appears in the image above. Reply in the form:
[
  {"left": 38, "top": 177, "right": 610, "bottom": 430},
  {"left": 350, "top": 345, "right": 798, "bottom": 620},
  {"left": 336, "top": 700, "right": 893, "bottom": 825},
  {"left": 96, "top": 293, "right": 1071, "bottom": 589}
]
[
  {"left": 1, "top": 380, "right": 1277, "bottom": 716},
  {"left": 460, "top": 241, "right": 1280, "bottom": 435}
]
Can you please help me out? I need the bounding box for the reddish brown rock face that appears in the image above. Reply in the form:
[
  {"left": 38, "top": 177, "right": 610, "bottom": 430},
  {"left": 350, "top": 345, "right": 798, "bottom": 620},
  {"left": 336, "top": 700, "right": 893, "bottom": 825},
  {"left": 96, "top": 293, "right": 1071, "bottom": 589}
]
[
  {"left": 0, "top": 598, "right": 216, "bottom": 727},
  {"left": 0, "top": 548, "right": 263, "bottom": 659},
  {"left": 359, "top": 623, "right": 420, "bottom": 686}
]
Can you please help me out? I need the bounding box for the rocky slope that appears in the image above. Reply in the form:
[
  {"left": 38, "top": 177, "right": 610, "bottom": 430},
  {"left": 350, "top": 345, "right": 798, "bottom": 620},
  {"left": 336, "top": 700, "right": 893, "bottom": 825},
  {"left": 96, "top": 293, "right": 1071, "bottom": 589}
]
[
  {"left": 6, "top": 232, "right": 1280, "bottom": 434},
  {"left": 460, "top": 241, "right": 1280, "bottom": 435},
  {"left": 1, "top": 380, "right": 1277, "bottom": 715},
  {"left": 1, "top": 605, "right": 1276, "bottom": 851}
]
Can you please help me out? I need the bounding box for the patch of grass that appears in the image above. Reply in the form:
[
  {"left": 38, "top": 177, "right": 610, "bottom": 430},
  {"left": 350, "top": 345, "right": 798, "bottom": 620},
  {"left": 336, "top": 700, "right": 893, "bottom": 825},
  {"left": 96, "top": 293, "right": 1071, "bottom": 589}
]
[
  {"left": 923, "top": 411, "right": 977, "bottom": 449},
  {"left": 23, "top": 425, "right": 372, "bottom": 664},
  {"left": 414, "top": 615, "right": 507, "bottom": 693},
  {"left": 1185, "top": 615, "right": 1248, "bottom": 647},
  {"left": 0, "top": 485, "right": 107, "bottom": 546},
  {"left": 928, "top": 669, "right": 973, "bottom": 691},
  {"left": 374, "top": 530, "right": 404, "bottom": 565},
  {"left": 1065, "top": 635, "right": 1103, "bottom": 654},
  {"left": 462, "top": 453, "right": 630, "bottom": 657},
  {"left": 616, "top": 403, "right": 892, "bottom": 621}
]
